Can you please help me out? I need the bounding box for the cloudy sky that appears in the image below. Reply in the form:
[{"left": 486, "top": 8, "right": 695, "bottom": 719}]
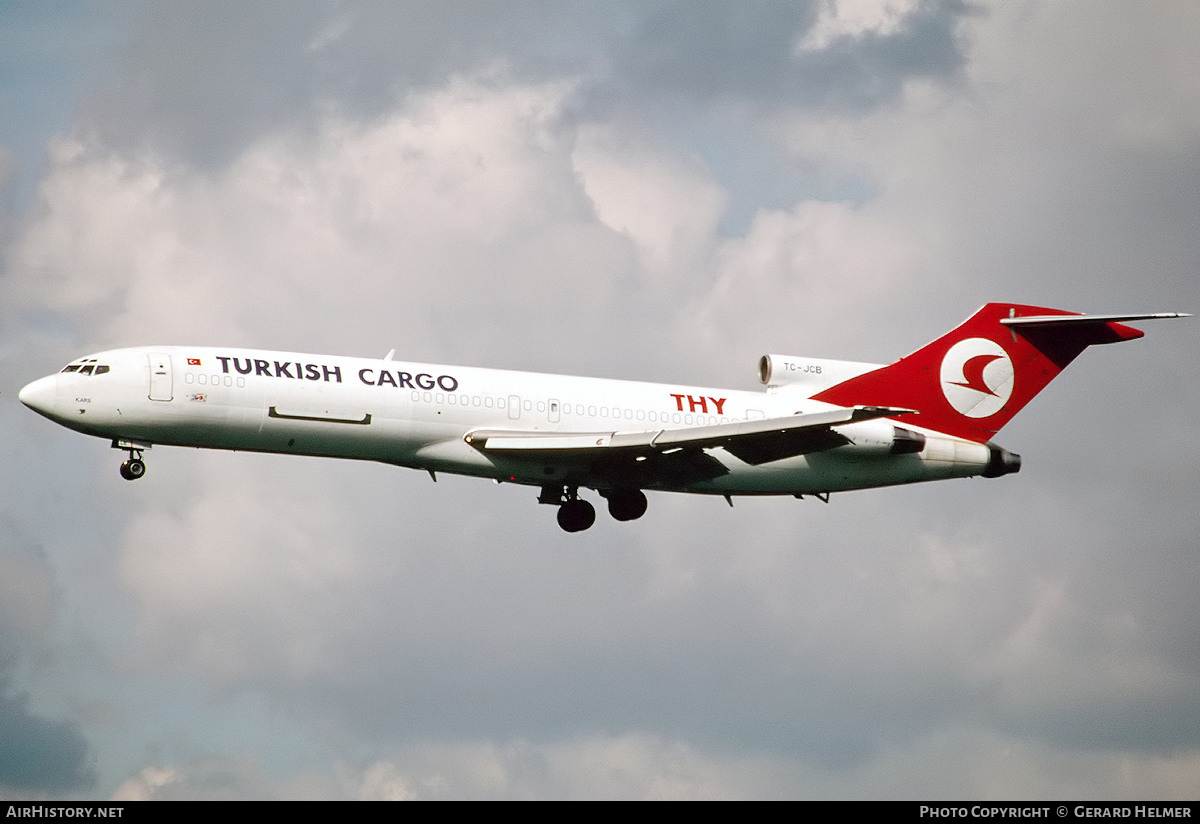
[{"left": 2, "top": 0, "right": 1198, "bottom": 800}]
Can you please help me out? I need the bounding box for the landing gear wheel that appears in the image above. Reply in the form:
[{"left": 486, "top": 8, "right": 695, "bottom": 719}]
[
  {"left": 606, "top": 489, "right": 648, "bottom": 521},
  {"left": 120, "top": 458, "right": 146, "bottom": 481},
  {"left": 557, "top": 499, "right": 596, "bottom": 533}
]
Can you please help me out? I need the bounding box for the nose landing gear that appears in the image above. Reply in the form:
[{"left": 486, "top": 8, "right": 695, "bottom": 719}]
[
  {"left": 119, "top": 457, "right": 146, "bottom": 480},
  {"left": 113, "top": 439, "right": 151, "bottom": 481}
]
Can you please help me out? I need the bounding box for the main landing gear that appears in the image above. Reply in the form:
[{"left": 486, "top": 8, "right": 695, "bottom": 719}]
[
  {"left": 604, "top": 488, "right": 648, "bottom": 522},
  {"left": 557, "top": 498, "right": 596, "bottom": 533},
  {"left": 539, "top": 485, "right": 648, "bottom": 532},
  {"left": 113, "top": 440, "right": 150, "bottom": 481}
]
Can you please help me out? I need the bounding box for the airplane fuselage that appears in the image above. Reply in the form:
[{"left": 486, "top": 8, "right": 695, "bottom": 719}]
[
  {"left": 25, "top": 304, "right": 1179, "bottom": 531},
  {"left": 19, "top": 345, "right": 992, "bottom": 498}
]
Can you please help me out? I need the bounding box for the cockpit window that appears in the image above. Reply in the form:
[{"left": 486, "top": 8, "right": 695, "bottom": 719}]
[{"left": 61, "top": 359, "right": 110, "bottom": 376}]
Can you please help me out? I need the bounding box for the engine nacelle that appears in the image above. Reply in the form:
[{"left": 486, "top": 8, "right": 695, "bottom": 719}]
[
  {"left": 837, "top": 419, "right": 927, "bottom": 455},
  {"left": 759, "top": 354, "right": 881, "bottom": 391}
]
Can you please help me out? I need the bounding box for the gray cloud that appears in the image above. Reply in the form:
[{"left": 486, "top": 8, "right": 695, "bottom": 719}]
[
  {"left": 80, "top": 3, "right": 974, "bottom": 165},
  {"left": 615, "top": 0, "right": 971, "bottom": 107},
  {"left": 0, "top": 689, "right": 94, "bottom": 794},
  {"left": 0, "top": 531, "right": 93, "bottom": 795}
]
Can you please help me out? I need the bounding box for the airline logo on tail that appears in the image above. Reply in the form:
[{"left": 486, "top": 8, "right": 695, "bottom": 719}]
[
  {"left": 813, "top": 304, "right": 1187, "bottom": 443},
  {"left": 939, "top": 337, "right": 1013, "bottom": 419}
]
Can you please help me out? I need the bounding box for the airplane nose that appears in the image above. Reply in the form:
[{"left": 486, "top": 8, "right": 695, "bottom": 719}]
[{"left": 18, "top": 374, "right": 59, "bottom": 418}]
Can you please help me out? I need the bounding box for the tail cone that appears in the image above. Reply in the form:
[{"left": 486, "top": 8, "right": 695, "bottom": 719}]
[{"left": 983, "top": 444, "right": 1022, "bottom": 478}]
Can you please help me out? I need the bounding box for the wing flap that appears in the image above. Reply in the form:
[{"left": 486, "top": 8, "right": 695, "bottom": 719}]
[
  {"left": 650, "top": 404, "right": 913, "bottom": 451},
  {"left": 466, "top": 404, "right": 915, "bottom": 460}
]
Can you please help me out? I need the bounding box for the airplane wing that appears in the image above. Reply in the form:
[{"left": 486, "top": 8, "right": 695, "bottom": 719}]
[{"left": 465, "top": 405, "right": 915, "bottom": 487}]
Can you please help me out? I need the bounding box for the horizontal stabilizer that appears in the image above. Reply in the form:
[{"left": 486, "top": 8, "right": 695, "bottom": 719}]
[
  {"left": 1001, "top": 311, "right": 1190, "bottom": 346},
  {"left": 1000, "top": 312, "right": 1190, "bottom": 326}
]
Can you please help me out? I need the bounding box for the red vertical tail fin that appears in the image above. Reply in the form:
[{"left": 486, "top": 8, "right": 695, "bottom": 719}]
[{"left": 812, "top": 303, "right": 1173, "bottom": 442}]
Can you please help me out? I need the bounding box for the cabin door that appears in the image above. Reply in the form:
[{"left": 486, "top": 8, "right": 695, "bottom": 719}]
[{"left": 148, "top": 354, "right": 173, "bottom": 401}]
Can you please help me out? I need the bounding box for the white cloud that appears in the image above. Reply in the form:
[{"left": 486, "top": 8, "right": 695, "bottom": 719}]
[
  {"left": 108, "top": 725, "right": 1200, "bottom": 799},
  {"left": 117, "top": 454, "right": 364, "bottom": 685},
  {"left": 687, "top": 198, "right": 932, "bottom": 374},
  {"left": 110, "top": 766, "right": 178, "bottom": 802},
  {"left": 798, "top": 0, "right": 920, "bottom": 52},
  {"left": 109, "top": 735, "right": 805, "bottom": 799},
  {"left": 9, "top": 72, "right": 641, "bottom": 369},
  {"left": 353, "top": 760, "right": 419, "bottom": 801},
  {"left": 572, "top": 129, "right": 726, "bottom": 282}
]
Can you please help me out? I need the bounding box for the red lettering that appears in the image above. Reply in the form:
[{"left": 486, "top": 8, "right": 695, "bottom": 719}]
[
  {"left": 709, "top": 397, "right": 726, "bottom": 414},
  {"left": 670, "top": 393, "right": 685, "bottom": 411},
  {"left": 687, "top": 395, "right": 708, "bottom": 413}
]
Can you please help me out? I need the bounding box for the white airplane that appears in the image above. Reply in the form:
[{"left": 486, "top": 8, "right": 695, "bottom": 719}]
[{"left": 19, "top": 303, "right": 1187, "bottom": 531}]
